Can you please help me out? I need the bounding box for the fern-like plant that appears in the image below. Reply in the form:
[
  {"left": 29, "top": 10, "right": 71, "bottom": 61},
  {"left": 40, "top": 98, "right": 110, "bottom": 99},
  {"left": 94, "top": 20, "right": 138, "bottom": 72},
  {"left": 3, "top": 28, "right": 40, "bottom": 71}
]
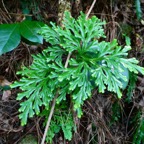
[
  {"left": 132, "top": 110, "right": 144, "bottom": 144},
  {"left": 11, "top": 11, "right": 144, "bottom": 142},
  {"left": 40, "top": 102, "right": 74, "bottom": 143}
]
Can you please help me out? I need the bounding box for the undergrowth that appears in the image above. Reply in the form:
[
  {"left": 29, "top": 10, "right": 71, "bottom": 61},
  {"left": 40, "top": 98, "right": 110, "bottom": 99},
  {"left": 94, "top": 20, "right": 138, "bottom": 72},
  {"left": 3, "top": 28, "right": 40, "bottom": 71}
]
[
  {"left": 11, "top": 11, "right": 144, "bottom": 143},
  {"left": 132, "top": 110, "right": 144, "bottom": 144}
]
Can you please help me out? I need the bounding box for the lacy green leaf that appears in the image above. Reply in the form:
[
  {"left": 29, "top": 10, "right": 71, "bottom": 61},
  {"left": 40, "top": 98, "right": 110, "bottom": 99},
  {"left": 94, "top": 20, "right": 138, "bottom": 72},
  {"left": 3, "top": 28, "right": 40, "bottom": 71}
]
[{"left": 12, "top": 11, "right": 144, "bottom": 132}]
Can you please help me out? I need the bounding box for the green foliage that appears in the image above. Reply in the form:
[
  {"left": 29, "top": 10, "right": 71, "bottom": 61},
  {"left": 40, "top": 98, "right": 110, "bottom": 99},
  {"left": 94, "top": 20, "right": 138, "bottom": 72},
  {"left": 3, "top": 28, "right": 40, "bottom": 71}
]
[
  {"left": 121, "top": 23, "right": 132, "bottom": 46},
  {"left": 0, "top": 23, "right": 20, "bottom": 55},
  {"left": 20, "top": 0, "right": 42, "bottom": 21},
  {"left": 41, "top": 103, "right": 74, "bottom": 143},
  {"left": 135, "top": 0, "right": 142, "bottom": 20},
  {"left": 19, "top": 134, "right": 37, "bottom": 144},
  {"left": 20, "top": 21, "right": 43, "bottom": 43},
  {"left": 110, "top": 101, "right": 121, "bottom": 125},
  {"left": 0, "top": 21, "right": 44, "bottom": 55},
  {"left": 11, "top": 11, "right": 144, "bottom": 141},
  {"left": 119, "top": 64, "right": 129, "bottom": 90},
  {"left": 0, "top": 85, "right": 11, "bottom": 91},
  {"left": 126, "top": 73, "right": 137, "bottom": 102},
  {"left": 20, "top": 0, "right": 32, "bottom": 20},
  {"left": 132, "top": 111, "right": 144, "bottom": 144}
]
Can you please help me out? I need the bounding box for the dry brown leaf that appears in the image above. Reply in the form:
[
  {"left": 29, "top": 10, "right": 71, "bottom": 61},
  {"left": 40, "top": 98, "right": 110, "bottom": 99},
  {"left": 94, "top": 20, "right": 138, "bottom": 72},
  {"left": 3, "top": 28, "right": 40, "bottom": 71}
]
[
  {"left": 0, "top": 76, "right": 12, "bottom": 101},
  {"left": 2, "top": 90, "right": 11, "bottom": 101},
  {"left": 139, "top": 96, "right": 144, "bottom": 107},
  {"left": 0, "top": 76, "right": 12, "bottom": 86}
]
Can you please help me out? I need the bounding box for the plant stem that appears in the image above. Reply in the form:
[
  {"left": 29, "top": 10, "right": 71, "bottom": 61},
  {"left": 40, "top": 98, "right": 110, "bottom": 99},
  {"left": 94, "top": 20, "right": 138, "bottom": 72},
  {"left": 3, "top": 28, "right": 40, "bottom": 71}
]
[
  {"left": 65, "top": 52, "right": 72, "bottom": 68},
  {"left": 86, "top": 0, "right": 97, "bottom": 19},
  {"left": 41, "top": 92, "right": 58, "bottom": 144}
]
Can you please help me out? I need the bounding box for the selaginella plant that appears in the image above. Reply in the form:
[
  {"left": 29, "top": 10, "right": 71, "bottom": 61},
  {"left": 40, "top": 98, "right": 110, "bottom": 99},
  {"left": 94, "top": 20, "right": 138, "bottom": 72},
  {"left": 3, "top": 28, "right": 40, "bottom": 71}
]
[{"left": 11, "top": 11, "right": 144, "bottom": 142}]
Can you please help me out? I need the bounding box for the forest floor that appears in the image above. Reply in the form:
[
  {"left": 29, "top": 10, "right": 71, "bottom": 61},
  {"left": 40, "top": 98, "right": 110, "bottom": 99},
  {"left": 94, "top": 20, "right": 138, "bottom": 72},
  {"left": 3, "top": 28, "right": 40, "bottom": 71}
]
[{"left": 0, "top": 0, "right": 144, "bottom": 144}]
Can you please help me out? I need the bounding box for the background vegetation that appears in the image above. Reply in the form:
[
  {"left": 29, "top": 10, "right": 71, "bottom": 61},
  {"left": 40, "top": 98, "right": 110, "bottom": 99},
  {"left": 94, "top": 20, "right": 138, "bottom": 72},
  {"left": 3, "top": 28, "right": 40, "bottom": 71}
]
[{"left": 0, "top": 0, "right": 144, "bottom": 144}]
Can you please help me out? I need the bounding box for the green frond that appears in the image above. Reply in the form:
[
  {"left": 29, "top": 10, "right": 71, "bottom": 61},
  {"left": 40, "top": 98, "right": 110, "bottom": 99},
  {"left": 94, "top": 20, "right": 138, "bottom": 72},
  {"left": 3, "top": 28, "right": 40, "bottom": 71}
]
[{"left": 12, "top": 11, "right": 144, "bottom": 141}]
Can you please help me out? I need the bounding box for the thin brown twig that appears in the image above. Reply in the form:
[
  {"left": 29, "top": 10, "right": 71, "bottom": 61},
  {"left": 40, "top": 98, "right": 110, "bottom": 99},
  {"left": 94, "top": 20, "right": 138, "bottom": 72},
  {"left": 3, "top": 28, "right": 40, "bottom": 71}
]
[
  {"left": 1, "top": 0, "right": 11, "bottom": 19},
  {"left": 86, "top": 0, "right": 97, "bottom": 19},
  {"left": 126, "top": 104, "right": 135, "bottom": 136},
  {"left": 64, "top": 52, "right": 72, "bottom": 68},
  {"left": 41, "top": 91, "right": 58, "bottom": 144},
  {"left": 2, "top": 12, "right": 33, "bottom": 17}
]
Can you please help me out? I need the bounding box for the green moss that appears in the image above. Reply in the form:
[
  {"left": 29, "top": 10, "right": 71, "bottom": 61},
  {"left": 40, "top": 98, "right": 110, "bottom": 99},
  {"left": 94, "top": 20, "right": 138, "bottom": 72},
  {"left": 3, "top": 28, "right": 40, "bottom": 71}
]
[{"left": 18, "top": 134, "right": 37, "bottom": 144}]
